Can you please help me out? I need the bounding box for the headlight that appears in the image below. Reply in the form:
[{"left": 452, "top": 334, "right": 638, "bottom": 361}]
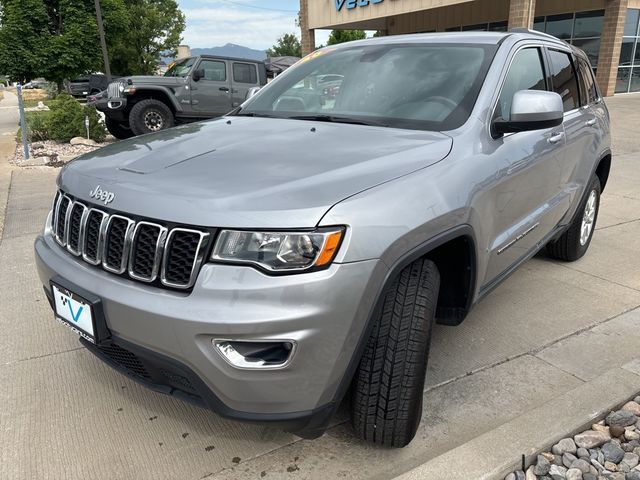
[{"left": 211, "top": 227, "right": 344, "bottom": 272}]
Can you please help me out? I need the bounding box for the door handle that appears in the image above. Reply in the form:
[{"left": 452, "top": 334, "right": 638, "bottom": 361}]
[
  {"left": 585, "top": 118, "right": 597, "bottom": 127},
  {"left": 219, "top": 87, "right": 230, "bottom": 92},
  {"left": 548, "top": 132, "right": 565, "bottom": 144}
]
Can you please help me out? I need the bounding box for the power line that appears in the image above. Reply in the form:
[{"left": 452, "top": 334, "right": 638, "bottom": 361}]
[{"left": 216, "top": 0, "right": 298, "bottom": 13}]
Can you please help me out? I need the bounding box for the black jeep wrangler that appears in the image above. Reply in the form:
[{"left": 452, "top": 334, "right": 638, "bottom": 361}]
[{"left": 96, "top": 56, "right": 267, "bottom": 138}]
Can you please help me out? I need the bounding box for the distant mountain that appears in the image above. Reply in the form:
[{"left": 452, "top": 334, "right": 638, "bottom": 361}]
[{"left": 162, "top": 44, "right": 267, "bottom": 63}]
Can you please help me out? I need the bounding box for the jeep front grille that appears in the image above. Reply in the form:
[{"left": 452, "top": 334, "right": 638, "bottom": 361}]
[
  {"left": 107, "top": 81, "right": 124, "bottom": 98},
  {"left": 52, "top": 192, "right": 211, "bottom": 289}
]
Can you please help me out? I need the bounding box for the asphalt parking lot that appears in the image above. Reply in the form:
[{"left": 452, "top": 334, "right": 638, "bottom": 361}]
[{"left": 1, "top": 94, "right": 640, "bottom": 480}]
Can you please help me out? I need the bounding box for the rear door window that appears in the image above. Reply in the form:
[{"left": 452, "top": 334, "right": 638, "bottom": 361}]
[
  {"left": 233, "top": 63, "right": 258, "bottom": 84},
  {"left": 547, "top": 49, "right": 580, "bottom": 112},
  {"left": 578, "top": 57, "right": 598, "bottom": 104}
]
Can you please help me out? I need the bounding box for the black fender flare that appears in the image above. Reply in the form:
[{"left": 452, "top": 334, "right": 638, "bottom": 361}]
[{"left": 129, "top": 85, "right": 182, "bottom": 113}]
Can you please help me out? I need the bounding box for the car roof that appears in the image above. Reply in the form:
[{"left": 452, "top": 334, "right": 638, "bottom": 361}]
[
  {"left": 199, "top": 54, "right": 265, "bottom": 64},
  {"left": 328, "top": 30, "right": 568, "bottom": 49}
]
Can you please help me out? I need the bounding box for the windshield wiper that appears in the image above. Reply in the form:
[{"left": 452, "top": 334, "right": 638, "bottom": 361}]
[{"left": 288, "top": 114, "right": 388, "bottom": 127}]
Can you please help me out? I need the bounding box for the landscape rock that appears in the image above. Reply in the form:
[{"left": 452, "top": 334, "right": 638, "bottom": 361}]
[
  {"left": 604, "top": 460, "right": 619, "bottom": 471},
  {"left": 570, "top": 458, "right": 591, "bottom": 474},
  {"left": 525, "top": 465, "right": 536, "bottom": 480},
  {"left": 69, "top": 137, "right": 97, "bottom": 146},
  {"left": 565, "top": 468, "right": 582, "bottom": 480},
  {"left": 535, "top": 455, "right": 552, "bottom": 475},
  {"left": 575, "top": 431, "right": 610, "bottom": 449},
  {"left": 504, "top": 473, "right": 515, "bottom": 480},
  {"left": 593, "top": 424, "right": 612, "bottom": 438},
  {"left": 627, "top": 470, "right": 640, "bottom": 480},
  {"left": 515, "top": 470, "right": 525, "bottom": 480},
  {"left": 564, "top": 453, "right": 578, "bottom": 468},
  {"left": 603, "top": 442, "right": 626, "bottom": 464},
  {"left": 626, "top": 428, "right": 640, "bottom": 442},
  {"left": 622, "top": 402, "right": 640, "bottom": 416},
  {"left": 622, "top": 453, "right": 640, "bottom": 469},
  {"left": 549, "top": 464, "right": 567, "bottom": 480},
  {"left": 582, "top": 474, "right": 596, "bottom": 480},
  {"left": 607, "top": 411, "right": 638, "bottom": 428},
  {"left": 542, "top": 452, "right": 556, "bottom": 463},
  {"left": 591, "top": 459, "right": 605, "bottom": 473},
  {"left": 554, "top": 438, "right": 578, "bottom": 455},
  {"left": 577, "top": 448, "right": 590, "bottom": 459},
  {"left": 611, "top": 425, "right": 626, "bottom": 438}
]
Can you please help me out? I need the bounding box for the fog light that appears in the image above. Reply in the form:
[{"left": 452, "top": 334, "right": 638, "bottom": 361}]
[{"left": 213, "top": 340, "right": 295, "bottom": 370}]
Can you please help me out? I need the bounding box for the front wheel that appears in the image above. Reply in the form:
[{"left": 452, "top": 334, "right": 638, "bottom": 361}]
[
  {"left": 351, "top": 258, "right": 440, "bottom": 447},
  {"left": 104, "top": 116, "right": 135, "bottom": 140},
  {"left": 546, "top": 175, "right": 601, "bottom": 261},
  {"left": 128, "top": 99, "right": 175, "bottom": 136}
]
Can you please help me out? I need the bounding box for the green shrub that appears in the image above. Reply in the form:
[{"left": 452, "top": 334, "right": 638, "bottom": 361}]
[
  {"left": 46, "top": 93, "right": 106, "bottom": 143},
  {"left": 16, "top": 111, "right": 51, "bottom": 142}
]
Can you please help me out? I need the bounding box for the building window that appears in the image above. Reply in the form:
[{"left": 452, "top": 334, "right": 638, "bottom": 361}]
[
  {"left": 618, "top": 9, "right": 640, "bottom": 93},
  {"left": 533, "top": 10, "right": 604, "bottom": 68}
]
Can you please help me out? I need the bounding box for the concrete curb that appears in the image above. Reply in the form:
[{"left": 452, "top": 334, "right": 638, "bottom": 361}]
[{"left": 394, "top": 359, "right": 640, "bottom": 480}]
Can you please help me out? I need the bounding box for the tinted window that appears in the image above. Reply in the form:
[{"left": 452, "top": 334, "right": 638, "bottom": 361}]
[
  {"left": 624, "top": 8, "right": 640, "bottom": 36},
  {"left": 571, "top": 38, "right": 601, "bottom": 66},
  {"left": 240, "top": 45, "right": 496, "bottom": 132},
  {"left": 497, "top": 48, "right": 546, "bottom": 120},
  {"left": 233, "top": 63, "right": 258, "bottom": 84},
  {"left": 548, "top": 50, "right": 580, "bottom": 112},
  {"left": 200, "top": 60, "right": 226, "bottom": 82},
  {"left": 578, "top": 58, "right": 598, "bottom": 104},
  {"left": 573, "top": 10, "right": 604, "bottom": 38},
  {"left": 546, "top": 14, "right": 574, "bottom": 39}
]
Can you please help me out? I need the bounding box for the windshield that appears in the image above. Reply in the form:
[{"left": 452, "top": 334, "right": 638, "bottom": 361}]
[
  {"left": 165, "top": 57, "right": 195, "bottom": 77},
  {"left": 238, "top": 44, "right": 496, "bottom": 131}
]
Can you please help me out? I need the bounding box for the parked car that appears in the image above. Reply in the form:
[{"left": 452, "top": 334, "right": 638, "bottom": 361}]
[
  {"left": 35, "top": 30, "right": 611, "bottom": 447},
  {"left": 23, "top": 80, "right": 44, "bottom": 89},
  {"left": 95, "top": 55, "right": 267, "bottom": 138},
  {"left": 64, "top": 76, "right": 91, "bottom": 98}
]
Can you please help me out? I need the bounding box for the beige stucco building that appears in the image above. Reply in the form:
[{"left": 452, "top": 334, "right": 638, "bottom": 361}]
[{"left": 299, "top": 0, "right": 640, "bottom": 96}]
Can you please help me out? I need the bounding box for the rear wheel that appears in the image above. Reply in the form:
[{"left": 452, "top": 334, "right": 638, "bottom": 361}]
[
  {"left": 128, "top": 99, "right": 174, "bottom": 136},
  {"left": 351, "top": 258, "right": 440, "bottom": 447},
  {"left": 546, "top": 175, "right": 601, "bottom": 261},
  {"left": 104, "top": 116, "right": 135, "bottom": 140}
]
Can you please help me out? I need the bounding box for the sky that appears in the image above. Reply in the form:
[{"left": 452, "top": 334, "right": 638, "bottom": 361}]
[{"left": 177, "top": 0, "right": 332, "bottom": 51}]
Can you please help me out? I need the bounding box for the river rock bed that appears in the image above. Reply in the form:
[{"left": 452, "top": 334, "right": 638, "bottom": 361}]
[
  {"left": 506, "top": 397, "right": 640, "bottom": 480},
  {"left": 11, "top": 138, "right": 114, "bottom": 167}
]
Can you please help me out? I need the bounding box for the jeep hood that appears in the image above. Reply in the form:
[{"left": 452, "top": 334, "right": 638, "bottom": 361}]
[
  {"left": 123, "top": 75, "right": 185, "bottom": 87},
  {"left": 59, "top": 117, "right": 452, "bottom": 228}
]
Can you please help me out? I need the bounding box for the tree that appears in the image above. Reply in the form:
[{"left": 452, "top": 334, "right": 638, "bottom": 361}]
[
  {"left": 41, "top": 0, "right": 128, "bottom": 88},
  {"left": 327, "top": 29, "right": 367, "bottom": 45},
  {"left": 267, "top": 33, "right": 302, "bottom": 58},
  {"left": 111, "top": 0, "right": 185, "bottom": 75},
  {"left": 0, "top": 0, "right": 49, "bottom": 83}
]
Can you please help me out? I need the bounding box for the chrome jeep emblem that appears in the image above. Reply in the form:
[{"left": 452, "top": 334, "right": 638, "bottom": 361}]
[{"left": 89, "top": 185, "right": 115, "bottom": 205}]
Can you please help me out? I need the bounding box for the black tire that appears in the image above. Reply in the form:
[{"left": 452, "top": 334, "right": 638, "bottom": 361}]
[
  {"left": 104, "top": 116, "right": 135, "bottom": 140},
  {"left": 128, "top": 99, "right": 174, "bottom": 136},
  {"left": 546, "top": 175, "right": 601, "bottom": 262},
  {"left": 351, "top": 258, "right": 440, "bottom": 447}
]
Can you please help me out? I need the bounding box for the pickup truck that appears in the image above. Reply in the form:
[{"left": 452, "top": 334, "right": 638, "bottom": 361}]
[{"left": 96, "top": 55, "right": 267, "bottom": 138}]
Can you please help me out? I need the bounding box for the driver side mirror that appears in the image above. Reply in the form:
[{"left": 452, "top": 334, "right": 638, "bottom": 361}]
[
  {"left": 245, "top": 86, "right": 261, "bottom": 100},
  {"left": 192, "top": 68, "right": 204, "bottom": 82},
  {"left": 493, "top": 90, "right": 563, "bottom": 136}
]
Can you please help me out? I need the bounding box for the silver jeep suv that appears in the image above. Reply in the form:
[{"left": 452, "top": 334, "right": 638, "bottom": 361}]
[{"left": 35, "top": 31, "right": 611, "bottom": 447}]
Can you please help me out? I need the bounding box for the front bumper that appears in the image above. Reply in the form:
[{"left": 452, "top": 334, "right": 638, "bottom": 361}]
[
  {"left": 95, "top": 97, "right": 128, "bottom": 120},
  {"left": 35, "top": 230, "right": 383, "bottom": 434}
]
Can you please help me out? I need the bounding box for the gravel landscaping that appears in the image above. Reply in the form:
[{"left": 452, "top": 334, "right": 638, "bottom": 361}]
[
  {"left": 10, "top": 138, "right": 115, "bottom": 167},
  {"left": 506, "top": 397, "right": 640, "bottom": 480}
]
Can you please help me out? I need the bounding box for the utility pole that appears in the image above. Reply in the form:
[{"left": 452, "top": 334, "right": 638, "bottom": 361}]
[{"left": 94, "top": 0, "right": 112, "bottom": 82}]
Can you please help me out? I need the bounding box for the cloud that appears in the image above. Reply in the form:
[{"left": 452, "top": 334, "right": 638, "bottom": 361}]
[{"left": 181, "top": 5, "right": 300, "bottom": 50}]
